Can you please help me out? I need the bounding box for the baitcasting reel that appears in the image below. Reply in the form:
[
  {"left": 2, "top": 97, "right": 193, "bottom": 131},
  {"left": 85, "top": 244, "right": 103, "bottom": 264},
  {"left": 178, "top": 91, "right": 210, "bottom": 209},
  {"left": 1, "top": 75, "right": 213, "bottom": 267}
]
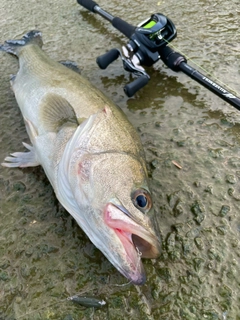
[
  {"left": 77, "top": 0, "right": 240, "bottom": 109},
  {"left": 96, "top": 13, "right": 177, "bottom": 97}
]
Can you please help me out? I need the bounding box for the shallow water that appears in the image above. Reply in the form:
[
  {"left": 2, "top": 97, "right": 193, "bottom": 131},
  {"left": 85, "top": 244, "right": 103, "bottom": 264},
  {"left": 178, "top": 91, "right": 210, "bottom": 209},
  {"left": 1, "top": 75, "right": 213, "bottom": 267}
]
[{"left": 0, "top": 0, "right": 240, "bottom": 319}]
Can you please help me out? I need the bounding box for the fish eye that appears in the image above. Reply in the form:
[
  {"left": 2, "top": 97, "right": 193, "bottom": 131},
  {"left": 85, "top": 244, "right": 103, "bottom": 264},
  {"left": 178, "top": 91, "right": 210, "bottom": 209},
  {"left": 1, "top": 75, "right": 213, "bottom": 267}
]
[
  {"left": 136, "top": 194, "right": 147, "bottom": 208},
  {"left": 132, "top": 189, "right": 152, "bottom": 213}
]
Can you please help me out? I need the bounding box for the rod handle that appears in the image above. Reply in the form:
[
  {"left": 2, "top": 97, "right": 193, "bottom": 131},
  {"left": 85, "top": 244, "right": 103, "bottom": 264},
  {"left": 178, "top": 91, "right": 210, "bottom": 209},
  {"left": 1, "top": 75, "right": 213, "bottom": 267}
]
[
  {"left": 111, "top": 17, "right": 136, "bottom": 39},
  {"left": 77, "top": 0, "right": 98, "bottom": 12},
  {"left": 77, "top": 0, "right": 135, "bottom": 38}
]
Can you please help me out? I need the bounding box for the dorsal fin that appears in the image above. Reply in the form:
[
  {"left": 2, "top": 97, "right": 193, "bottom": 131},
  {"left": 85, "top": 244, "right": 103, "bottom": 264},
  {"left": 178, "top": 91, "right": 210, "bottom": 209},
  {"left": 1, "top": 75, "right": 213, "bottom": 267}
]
[
  {"left": 58, "top": 60, "right": 81, "bottom": 74},
  {"left": 39, "top": 93, "right": 80, "bottom": 132}
]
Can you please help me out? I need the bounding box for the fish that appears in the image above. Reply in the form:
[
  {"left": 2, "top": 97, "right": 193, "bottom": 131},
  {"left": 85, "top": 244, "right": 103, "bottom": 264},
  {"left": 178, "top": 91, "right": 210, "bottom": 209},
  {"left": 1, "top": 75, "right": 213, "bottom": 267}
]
[
  {"left": 67, "top": 295, "right": 106, "bottom": 308},
  {"left": 0, "top": 30, "right": 160, "bottom": 285}
]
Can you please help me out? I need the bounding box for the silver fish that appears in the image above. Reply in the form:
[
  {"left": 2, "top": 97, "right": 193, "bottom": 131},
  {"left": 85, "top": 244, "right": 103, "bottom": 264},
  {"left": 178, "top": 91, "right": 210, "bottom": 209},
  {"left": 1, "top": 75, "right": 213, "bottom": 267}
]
[
  {"left": 67, "top": 295, "right": 106, "bottom": 308},
  {"left": 0, "top": 31, "right": 160, "bottom": 284}
]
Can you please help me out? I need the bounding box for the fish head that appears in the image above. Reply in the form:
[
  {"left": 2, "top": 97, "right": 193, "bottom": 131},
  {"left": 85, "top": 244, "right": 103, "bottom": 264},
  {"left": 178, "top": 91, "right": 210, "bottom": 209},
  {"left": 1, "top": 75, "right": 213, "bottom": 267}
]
[{"left": 66, "top": 150, "right": 161, "bottom": 285}]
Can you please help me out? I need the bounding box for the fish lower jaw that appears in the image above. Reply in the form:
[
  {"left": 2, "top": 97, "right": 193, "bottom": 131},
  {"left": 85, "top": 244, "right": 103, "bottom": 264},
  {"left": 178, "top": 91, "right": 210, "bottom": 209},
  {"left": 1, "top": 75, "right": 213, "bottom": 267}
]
[{"left": 114, "top": 228, "right": 146, "bottom": 285}]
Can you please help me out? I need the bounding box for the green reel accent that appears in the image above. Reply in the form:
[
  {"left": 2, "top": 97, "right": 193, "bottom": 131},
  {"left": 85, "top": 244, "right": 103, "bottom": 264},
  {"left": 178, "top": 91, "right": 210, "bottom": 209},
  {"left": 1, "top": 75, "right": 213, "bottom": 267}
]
[
  {"left": 142, "top": 20, "right": 161, "bottom": 40},
  {"left": 143, "top": 20, "right": 156, "bottom": 29}
]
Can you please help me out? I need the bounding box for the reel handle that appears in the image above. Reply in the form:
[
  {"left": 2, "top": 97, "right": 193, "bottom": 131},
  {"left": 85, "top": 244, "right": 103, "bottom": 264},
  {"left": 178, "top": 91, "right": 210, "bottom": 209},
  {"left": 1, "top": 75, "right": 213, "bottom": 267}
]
[
  {"left": 96, "top": 48, "right": 150, "bottom": 97},
  {"left": 96, "top": 49, "right": 120, "bottom": 69},
  {"left": 124, "top": 75, "right": 149, "bottom": 97}
]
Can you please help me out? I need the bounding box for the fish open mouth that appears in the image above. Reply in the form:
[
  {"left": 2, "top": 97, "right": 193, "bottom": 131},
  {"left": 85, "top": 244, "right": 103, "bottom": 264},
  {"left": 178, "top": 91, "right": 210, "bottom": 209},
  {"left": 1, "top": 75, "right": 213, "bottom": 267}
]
[{"left": 104, "top": 203, "right": 160, "bottom": 284}]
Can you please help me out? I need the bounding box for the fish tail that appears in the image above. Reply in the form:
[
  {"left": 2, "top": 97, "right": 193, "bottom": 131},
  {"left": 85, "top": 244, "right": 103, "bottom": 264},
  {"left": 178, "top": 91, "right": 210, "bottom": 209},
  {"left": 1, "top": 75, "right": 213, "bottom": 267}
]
[{"left": 0, "top": 30, "right": 43, "bottom": 57}]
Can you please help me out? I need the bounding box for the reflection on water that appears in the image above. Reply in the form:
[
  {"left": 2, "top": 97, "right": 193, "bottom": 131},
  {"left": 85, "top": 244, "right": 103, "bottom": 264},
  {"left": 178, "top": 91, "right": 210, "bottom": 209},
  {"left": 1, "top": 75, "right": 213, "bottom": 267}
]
[{"left": 0, "top": 0, "right": 239, "bottom": 319}]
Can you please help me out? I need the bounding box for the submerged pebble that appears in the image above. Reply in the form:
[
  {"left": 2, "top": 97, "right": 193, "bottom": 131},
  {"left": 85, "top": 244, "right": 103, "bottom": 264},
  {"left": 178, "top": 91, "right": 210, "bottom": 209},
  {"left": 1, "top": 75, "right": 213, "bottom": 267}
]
[
  {"left": 219, "top": 205, "right": 230, "bottom": 217},
  {"left": 216, "top": 225, "right": 227, "bottom": 235},
  {"left": 191, "top": 200, "right": 205, "bottom": 224},
  {"left": 225, "top": 174, "right": 237, "bottom": 184},
  {"left": 194, "top": 237, "right": 204, "bottom": 251}
]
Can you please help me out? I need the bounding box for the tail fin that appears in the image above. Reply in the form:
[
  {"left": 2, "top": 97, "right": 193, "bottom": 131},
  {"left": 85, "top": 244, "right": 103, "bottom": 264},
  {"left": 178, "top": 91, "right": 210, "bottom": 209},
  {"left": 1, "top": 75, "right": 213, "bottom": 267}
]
[{"left": 0, "top": 30, "right": 43, "bottom": 57}]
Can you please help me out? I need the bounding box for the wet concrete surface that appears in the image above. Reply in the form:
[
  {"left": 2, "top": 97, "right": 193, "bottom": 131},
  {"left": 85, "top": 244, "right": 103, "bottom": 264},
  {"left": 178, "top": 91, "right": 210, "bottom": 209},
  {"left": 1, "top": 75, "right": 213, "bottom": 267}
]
[{"left": 0, "top": 0, "right": 240, "bottom": 319}]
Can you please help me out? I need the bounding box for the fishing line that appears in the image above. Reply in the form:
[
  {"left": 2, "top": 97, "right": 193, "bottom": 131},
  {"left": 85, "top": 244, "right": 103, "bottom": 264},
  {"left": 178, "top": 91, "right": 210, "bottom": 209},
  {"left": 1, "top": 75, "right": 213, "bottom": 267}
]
[
  {"left": 16, "top": 288, "right": 93, "bottom": 319},
  {"left": 156, "top": 0, "right": 239, "bottom": 98},
  {"left": 16, "top": 298, "right": 66, "bottom": 319},
  {"left": 77, "top": 0, "right": 239, "bottom": 102},
  {"left": 111, "top": 247, "right": 143, "bottom": 287},
  {"left": 161, "top": 37, "right": 240, "bottom": 98},
  {"left": 12, "top": 249, "right": 97, "bottom": 319}
]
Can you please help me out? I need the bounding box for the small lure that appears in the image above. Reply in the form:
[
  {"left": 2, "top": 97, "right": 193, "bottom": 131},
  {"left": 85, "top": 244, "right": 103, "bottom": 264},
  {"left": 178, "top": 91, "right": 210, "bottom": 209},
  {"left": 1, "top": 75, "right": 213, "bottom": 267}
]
[{"left": 67, "top": 295, "right": 106, "bottom": 308}]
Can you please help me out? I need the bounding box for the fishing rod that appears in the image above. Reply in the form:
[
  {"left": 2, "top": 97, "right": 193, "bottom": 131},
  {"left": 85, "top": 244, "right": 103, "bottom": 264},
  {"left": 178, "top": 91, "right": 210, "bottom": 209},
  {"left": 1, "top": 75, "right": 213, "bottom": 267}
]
[{"left": 77, "top": 0, "right": 240, "bottom": 111}]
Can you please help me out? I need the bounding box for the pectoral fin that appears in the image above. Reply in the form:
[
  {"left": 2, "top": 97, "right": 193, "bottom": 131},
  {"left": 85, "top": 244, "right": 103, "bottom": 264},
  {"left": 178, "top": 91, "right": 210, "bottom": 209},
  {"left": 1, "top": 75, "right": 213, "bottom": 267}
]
[
  {"left": 39, "top": 93, "right": 80, "bottom": 132},
  {"left": 1, "top": 142, "right": 40, "bottom": 168}
]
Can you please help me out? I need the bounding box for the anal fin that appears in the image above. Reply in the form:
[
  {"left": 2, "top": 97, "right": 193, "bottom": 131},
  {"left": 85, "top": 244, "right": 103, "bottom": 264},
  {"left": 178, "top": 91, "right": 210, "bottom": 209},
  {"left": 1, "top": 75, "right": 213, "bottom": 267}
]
[{"left": 1, "top": 142, "right": 40, "bottom": 168}]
